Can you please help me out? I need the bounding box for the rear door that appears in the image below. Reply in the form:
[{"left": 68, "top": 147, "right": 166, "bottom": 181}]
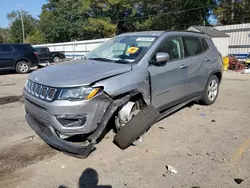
[
  {"left": 183, "top": 36, "right": 209, "bottom": 96},
  {"left": 38, "top": 47, "right": 50, "bottom": 62},
  {"left": 0, "top": 45, "right": 15, "bottom": 69},
  {"left": 148, "top": 36, "right": 189, "bottom": 111}
]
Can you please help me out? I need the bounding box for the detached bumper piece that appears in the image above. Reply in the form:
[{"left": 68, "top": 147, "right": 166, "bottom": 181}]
[{"left": 26, "top": 114, "right": 95, "bottom": 158}]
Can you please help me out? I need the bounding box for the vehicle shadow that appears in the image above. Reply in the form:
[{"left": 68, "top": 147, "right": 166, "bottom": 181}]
[
  {"left": 0, "top": 69, "right": 16, "bottom": 76},
  {"left": 58, "top": 168, "right": 112, "bottom": 188},
  {"left": 0, "top": 69, "right": 37, "bottom": 76}
]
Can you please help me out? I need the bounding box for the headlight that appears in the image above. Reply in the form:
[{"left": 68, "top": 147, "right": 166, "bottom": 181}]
[
  {"left": 24, "top": 80, "right": 29, "bottom": 91},
  {"left": 58, "top": 87, "right": 101, "bottom": 100}
]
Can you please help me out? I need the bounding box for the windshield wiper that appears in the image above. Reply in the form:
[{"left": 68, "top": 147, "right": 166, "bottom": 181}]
[
  {"left": 114, "top": 59, "right": 134, "bottom": 64},
  {"left": 89, "top": 57, "right": 114, "bottom": 62}
]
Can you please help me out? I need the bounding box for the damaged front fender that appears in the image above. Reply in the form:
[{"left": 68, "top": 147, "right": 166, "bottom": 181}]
[{"left": 26, "top": 92, "right": 138, "bottom": 158}]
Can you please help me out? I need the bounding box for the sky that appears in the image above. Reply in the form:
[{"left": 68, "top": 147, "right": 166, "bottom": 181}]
[{"left": 0, "top": 0, "right": 46, "bottom": 28}]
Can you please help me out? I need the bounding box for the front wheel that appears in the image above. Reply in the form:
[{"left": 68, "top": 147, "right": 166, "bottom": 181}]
[
  {"left": 16, "top": 61, "right": 30, "bottom": 74},
  {"left": 200, "top": 75, "right": 220, "bottom": 105},
  {"left": 114, "top": 105, "right": 160, "bottom": 149}
]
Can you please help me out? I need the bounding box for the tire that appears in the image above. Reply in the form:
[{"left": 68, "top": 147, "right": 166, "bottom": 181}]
[
  {"left": 53, "top": 56, "right": 60, "bottom": 63},
  {"left": 200, "top": 75, "right": 220, "bottom": 105},
  {"left": 16, "top": 61, "right": 30, "bottom": 74},
  {"left": 114, "top": 105, "right": 160, "bottom": 150}
]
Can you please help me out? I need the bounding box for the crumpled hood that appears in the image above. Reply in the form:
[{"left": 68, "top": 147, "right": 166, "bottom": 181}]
[{"left": 29, "top": 59, "right": 132, "bottom": 87}]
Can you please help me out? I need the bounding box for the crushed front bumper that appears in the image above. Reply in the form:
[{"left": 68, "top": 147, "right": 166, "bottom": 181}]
[
  {"left": 25, "top": 113, "right": 95, "bottom": 158},
  {"left": 24, "top": 90, "right": 135, "bottom": 158},
  {"left": 24, "top": 90, "right": 112, "bottom": 136}
]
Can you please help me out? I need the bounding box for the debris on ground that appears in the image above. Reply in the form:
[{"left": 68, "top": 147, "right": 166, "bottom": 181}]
[
  {"left": 229, "top": 56, "right": 246, "bottom": 72},
  {"left": 234, "top": 178, "right": 244, "bottom": 184},
  {"left": 211, "top": 120, "right": 216, "bottom": 123},
  {"left": 187, "top": 154, "right": 192, "bottom": 156},
  {"left": 242, "top": 68, "right": 250, "bottom": 74},
  {"left": 162, "top": 174, "right": 166, "bottom": 177},
  {"left": 62, "top": 165, "right": 66, "bottom": 169},
  {"left": 166, "top": 165, "right": 178, "bottom": 174},
  {"left": 200, "top": 113, "right": 206, "bottom": 116},
  {"left": 23, "top": 135, "right": 35, "bottom": 140},
  {"left": 159, "top": 127, "right": 165, "bottom": 130}
]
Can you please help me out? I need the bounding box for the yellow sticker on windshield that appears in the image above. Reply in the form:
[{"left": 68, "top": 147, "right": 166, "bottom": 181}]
[{"left": 126, "top": 47, "right": 139, "bottom": 54}]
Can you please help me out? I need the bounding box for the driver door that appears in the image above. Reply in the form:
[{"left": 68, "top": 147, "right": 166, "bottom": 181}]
[{"left": 148, "top": 36, "right": 189, "bottom": 111}]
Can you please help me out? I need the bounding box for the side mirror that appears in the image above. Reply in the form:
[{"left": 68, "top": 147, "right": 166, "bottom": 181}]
[{"left": 156, "top": 52, "right": 170, "bottom": 63}]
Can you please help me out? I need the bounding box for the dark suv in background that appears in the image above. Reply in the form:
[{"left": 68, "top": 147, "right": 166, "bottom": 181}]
[{"left": 0, "top": 43, "right": 38, "bottom": 74}]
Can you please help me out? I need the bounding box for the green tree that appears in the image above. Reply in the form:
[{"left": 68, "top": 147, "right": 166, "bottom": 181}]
[
  {"left": 40, "top": 0, "right": 87, "bottom": 43},
  {"left": 7, "top": 10, "right": 38, "bottom": 43},
  {"left": 82, "top": 0, "right": 139, "bottom": 34},
  {"left": 40, "top": 0, "right": 217, "bottom": 42},
  {"left": 40, "top": 0, "right": 141, "bottom": 41},
  {"left": 26, "top": 29, "right": 47, "bottom": 44},
  {"left": 214, "top": 0, "right": 250, "bottom": 25},
  {"left": 135, "top": 0, "right": 216, "bottom": 30},
  {"left": 0, "top": 28, "right": 10, "bottom": 43}
]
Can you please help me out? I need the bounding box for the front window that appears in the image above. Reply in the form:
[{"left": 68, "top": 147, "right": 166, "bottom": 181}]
[{"left": 86, "top": 35, "right": 157, "bottom": 63}]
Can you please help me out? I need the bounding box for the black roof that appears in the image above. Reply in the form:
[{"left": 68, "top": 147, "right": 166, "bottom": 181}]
[
  {"left": 189, "top": 26, "right": 229, "bottom": 38},
  {"left": 0, "top": 43, "right": 31, "bottom": 46}
]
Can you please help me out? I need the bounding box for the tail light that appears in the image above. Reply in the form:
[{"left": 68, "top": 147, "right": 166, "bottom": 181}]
[{"left": 34, "top": 52, "right": 38, "bottom": 57}]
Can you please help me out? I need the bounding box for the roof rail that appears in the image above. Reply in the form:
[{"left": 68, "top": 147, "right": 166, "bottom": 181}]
[{"left": 164, "top": 30, "right": 206, "bottom": 35}]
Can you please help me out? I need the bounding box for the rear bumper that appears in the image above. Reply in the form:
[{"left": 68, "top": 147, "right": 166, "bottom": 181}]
[
  {"left": 38, "top": 58, "right": 53, "bottom": 63},
  {"left": 30, "top": 58, "right": 39, "bottom": 67}
]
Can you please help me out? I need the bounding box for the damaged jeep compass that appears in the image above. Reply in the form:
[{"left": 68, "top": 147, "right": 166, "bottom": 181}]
[{"left": 23, "top": 31, "right": 222, "bottom": 158}]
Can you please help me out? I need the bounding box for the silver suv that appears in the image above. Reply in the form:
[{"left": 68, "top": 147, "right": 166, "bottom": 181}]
[{"left": 24, "top": 31, "right": 222, "bottom": 158}]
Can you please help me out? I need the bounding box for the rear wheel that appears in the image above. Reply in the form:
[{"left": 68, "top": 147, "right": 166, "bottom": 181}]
[
  {"left": 201, "top": 75, "right": 220, "bottom": 105},
  {"left": 16, "top": 61, "right": 30, "bottom": 74},
  {"left": 53, "top": 56, "right": 60, "bottom": 63}
]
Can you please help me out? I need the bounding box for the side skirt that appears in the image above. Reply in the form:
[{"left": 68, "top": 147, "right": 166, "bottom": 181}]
[{"left": 157, "top": 96, "right": 202, "bottom": 122}]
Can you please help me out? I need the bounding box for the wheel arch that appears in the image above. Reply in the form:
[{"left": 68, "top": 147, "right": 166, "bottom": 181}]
[
  {"left": 209, "top": 69, "right": 222, "bottom": 83},
  {"left": 52, "top": 55, "right": 59, "bottom": 59},
  {"left": 14, "top": 58, "right": 31, "bottom": 68},
  {"left": 113, "top": 90, "right": 150, "bottom": 107}
]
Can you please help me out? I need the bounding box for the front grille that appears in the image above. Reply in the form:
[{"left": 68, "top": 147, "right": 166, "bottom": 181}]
[{"left": 25, "top": 80, "right": 57, "bottom": 101}]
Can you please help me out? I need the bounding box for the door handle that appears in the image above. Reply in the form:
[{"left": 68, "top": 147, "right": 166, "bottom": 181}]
[
  {"left": 205, "top": 58, "right": 211, "bottom": 62},
  {"left": 180, "top": 64, "right": 188, "bottom": 69}
]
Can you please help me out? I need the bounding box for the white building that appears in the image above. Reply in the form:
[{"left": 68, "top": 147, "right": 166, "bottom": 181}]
[
  {"left": 215, "top": 23, "right": 250, "bottom": 60},
  {"left": 188, "top": 26, "right": 230, "bottom": 57},
  {"left": 33, "top": 38, "right": 110, "bottom": 58}
]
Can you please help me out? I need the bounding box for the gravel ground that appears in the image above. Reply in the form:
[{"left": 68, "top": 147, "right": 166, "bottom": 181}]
[{"left": 0, "top": 70, "right": 250, "bottom": 188}]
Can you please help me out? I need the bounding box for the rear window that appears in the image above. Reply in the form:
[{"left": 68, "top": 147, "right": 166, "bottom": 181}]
[
  {"left": 183, "top": 36, "right": 203, "bottom": 57},
  {"left": 0, "top": 45, "right": 13, "bottom": 53},
  {"left": 39, "top": 48, "right": 48, "bottom": 53},
  {"left": 14, "top": 44, "right": 36, "bottom": 52},
  {"left": 26, "top": 45, "right": 36, "bottom": 52},
  {"left": 201, "top": 38, "right": 209, "bottom": 51}
]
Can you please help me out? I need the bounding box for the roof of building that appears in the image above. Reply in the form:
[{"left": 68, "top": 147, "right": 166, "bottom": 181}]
[{"left": 188, "top": 26, "right": 229, "bottom": 38}]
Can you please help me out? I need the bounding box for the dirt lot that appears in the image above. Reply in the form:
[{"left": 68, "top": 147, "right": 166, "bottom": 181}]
[{"left": 0, "top": 70, "right": 250, "bottom": 188}]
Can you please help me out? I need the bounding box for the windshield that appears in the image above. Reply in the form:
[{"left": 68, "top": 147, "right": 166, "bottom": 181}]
[{"left": 86, "top": 35, "right": 157, "bottom": 63}]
